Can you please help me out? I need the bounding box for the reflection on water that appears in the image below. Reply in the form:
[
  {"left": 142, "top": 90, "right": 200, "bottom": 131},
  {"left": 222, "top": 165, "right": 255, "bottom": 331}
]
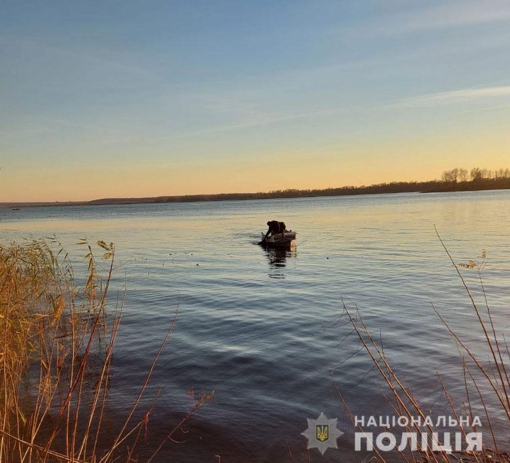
[{"left": 261, "top": 243, "right": 297, "bottom": 279}]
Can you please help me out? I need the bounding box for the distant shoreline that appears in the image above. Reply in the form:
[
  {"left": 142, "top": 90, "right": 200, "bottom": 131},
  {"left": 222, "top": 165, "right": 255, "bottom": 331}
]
[{"left": 1, "top": 178, "right": 510, "bottom": 209}]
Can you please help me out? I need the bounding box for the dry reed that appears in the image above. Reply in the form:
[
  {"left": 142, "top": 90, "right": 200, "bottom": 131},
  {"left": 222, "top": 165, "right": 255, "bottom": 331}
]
[
  {"left": 0, "top": 238, "right": 212, "bottom": 463},
  {"left": 335, "top": 229, "right": 510, "bottom": 462}
]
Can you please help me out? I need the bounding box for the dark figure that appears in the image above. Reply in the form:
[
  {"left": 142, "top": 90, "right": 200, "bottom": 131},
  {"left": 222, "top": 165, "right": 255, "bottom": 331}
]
[{"left": 265, "top": 220, "right": 286, "bottom": 239}]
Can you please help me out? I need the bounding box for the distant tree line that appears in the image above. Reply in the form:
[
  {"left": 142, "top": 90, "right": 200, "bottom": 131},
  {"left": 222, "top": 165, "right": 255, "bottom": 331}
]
[
  {"left": 430, "top": 167, "right": 510, "bottom": 192},
  {"left": 5, "top": 166, "right": 509, "bottom": 209},
  {"left": 441, "top": 167, "right": 510, "bottom": 183},
  {"left": 80, "top": 167, "right": 510, "bottom": 206}
]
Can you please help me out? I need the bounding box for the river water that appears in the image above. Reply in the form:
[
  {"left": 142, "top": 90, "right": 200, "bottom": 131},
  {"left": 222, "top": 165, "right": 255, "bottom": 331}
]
[{"left": 1, "top": 191, "right": 509, "bottom": 462}]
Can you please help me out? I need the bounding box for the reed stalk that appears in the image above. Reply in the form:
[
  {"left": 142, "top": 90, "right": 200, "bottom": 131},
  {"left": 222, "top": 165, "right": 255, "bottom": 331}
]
[
  {"left": 335, "top": 230, "right": 509, "bottom": 462},
  {"left": 0, "top": 238, "right": 212, "bottom": 462}
]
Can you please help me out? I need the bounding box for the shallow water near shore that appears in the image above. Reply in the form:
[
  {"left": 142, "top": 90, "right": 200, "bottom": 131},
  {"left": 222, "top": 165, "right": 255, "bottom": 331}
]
[{"left": 1, "top": 190, "right": 510, "bottom": 462}]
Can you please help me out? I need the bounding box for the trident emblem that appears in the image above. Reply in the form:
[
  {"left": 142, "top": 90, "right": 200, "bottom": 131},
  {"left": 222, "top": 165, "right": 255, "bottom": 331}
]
[{"left": 316, "top": 424, "right": 329, "bottom": 442}]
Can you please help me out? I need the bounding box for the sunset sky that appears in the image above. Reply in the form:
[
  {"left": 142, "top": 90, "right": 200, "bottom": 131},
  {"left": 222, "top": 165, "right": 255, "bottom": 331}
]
[{"left": 2, "top": 1, "right": 510, "bottom": 202}]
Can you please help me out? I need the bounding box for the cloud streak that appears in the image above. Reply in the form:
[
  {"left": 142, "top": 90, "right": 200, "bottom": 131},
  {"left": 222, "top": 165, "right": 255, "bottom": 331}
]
[
  {"left": 395, "top": 86, "right": 510, "bottom": 108},
  {"left": 395, "top": 2, "right": 510, "bottom": 32},
  {"left": 341, "top": 1, "right": 510, "bottom": 39}
]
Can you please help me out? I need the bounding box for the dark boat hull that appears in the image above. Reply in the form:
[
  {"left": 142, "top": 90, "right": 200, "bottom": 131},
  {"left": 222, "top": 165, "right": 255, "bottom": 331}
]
[{"left": 260, "top": 231, "right": 297, "bottom": 248}]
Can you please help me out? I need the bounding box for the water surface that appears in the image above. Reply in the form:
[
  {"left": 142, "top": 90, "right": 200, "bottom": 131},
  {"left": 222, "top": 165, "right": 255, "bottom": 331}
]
[{"left": 1, "top": 191, "right": 509, "bottom": 462}]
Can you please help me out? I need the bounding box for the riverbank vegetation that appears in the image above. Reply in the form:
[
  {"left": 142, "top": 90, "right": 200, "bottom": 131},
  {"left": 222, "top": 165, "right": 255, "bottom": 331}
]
[
  {"left": 0, "top": 239, "right": 211, "bottom": 462},
  {"left": 91, "top": 166, "right": 510, "bottom": 204},
  {"left": 337, "top": 231, "right": 509, "bottom": 463},
  {"left": 1, "top": 167, "right": 509, "bottom": 208}
]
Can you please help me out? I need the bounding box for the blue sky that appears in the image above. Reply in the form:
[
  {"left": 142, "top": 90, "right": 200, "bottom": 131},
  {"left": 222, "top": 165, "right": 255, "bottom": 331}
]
[{"left": 2, "top": 1, "right": 510, "bottom": 201}]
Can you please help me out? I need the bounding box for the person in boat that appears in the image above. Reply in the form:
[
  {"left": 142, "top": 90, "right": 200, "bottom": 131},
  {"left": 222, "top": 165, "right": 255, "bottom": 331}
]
[{"left": 265, "top": 220, "right": 286, "bottom": 239}]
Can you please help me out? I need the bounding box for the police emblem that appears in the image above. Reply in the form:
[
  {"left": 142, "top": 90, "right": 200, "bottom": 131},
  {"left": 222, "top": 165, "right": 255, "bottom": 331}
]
[
  {"left": 301, "top": 412, "right": 343, "bottom": 455},
  {"left": 316, "top": 424, "right": 329, "bottom": 442}
]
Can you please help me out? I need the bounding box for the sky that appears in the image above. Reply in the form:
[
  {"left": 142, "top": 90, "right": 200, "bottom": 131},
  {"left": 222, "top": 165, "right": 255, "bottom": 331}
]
[{"left": 1, "top": 0, "right": 510, "bottom": 202}]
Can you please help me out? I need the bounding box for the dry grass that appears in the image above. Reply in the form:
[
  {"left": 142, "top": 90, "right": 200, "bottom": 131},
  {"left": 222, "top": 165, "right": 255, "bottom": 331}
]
[
  {"left": 0, "top": 238, "right": 212, "bottom": 462},
  {"left": 335, "top": 229, "right": 510, "bottom": 463}
]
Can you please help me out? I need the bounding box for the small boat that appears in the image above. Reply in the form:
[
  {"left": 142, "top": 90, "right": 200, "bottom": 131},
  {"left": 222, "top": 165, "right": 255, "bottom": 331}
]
[{"left": 260, "top": 231, "right": 297, "bottom": 247}]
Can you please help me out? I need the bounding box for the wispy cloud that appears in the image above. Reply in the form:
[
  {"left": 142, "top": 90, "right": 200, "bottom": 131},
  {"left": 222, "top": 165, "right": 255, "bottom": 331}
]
[
  {"left": 161, "top": 108, "right": 336, "bottom": 140},
  {"left": 394, "top": 2, "right": 510, "bottom": 33},
  {"left": 207, "top": 108, "right": 333, "bottom": 132},
  {"left": 341, "top": 1, "right": 510, "bottom": 39},
  {"left": 457, "top": 104, "right": 510, "bottom": 115},
  {"left": 395, "top": 86, "right": 510, "bottom": 108}
]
